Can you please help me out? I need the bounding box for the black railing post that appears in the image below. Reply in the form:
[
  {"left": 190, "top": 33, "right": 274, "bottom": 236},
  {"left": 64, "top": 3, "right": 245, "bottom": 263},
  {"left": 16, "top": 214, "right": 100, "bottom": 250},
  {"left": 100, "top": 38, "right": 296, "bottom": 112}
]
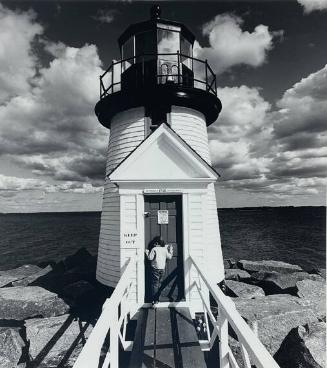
[
  {"left": 142, "top": 56, "right": 145, "bottom": 87},
  {"left": 112, "top": 60, "right": 114, "bottom": 94},
  {"left": 177, "top": 50, "right": 180, "bottom": 85},
  {"left": 99, "top": 76, "right": 102, "bottom": 99},
  {"left": 205, "top": 59, "right": 208, "bottom": 92}
]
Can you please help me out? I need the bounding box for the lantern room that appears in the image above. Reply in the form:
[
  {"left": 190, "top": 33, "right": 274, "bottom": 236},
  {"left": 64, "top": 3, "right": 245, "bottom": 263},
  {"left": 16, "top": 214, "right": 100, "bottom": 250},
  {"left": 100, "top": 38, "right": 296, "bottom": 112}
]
[{"left": 95, "top": 5, "right": 221, "bottom": 129}]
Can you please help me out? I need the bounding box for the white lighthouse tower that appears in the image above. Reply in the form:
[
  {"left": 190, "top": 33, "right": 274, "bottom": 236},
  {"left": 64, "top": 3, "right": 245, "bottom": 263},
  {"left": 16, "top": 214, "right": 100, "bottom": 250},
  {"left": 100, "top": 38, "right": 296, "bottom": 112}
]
[{"left": 95, "top": 5, "right": 224, "bottom": 311}]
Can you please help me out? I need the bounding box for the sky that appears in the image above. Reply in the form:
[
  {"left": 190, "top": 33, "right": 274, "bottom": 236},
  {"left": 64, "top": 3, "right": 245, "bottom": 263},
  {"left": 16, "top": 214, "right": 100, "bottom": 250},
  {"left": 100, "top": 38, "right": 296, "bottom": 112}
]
[{"left": 0, "top": 0, "right": 326, "bottom": 212}]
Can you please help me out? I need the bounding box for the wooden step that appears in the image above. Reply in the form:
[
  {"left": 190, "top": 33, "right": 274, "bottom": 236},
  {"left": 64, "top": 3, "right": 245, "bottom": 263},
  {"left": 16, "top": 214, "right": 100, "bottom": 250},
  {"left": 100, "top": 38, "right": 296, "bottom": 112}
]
[{"left": 128, "top": 307, "right": 207, "bottom": 368}]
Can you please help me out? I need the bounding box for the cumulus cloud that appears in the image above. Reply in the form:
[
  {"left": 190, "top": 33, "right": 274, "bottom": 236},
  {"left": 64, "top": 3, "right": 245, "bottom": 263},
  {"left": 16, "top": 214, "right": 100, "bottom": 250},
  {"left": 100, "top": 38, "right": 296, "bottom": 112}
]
[
  {"left": 0, "top": 4, "right": 108, "bottom": 178},
  {"left": 0, "top": 174, "right": 103, "bottom": 194},
  {"left": 0, "top": 4, "right": 42, "bottom": 103},
  {"left": 194, "top": 13, "right": 283, "bottom": 74},
  {"left": 268, "top": 65, "right": 327, "bottom": 185},
  {"left": 209, "top": 85, "right": 271, "bottom": 182},
  {"left": 209, "top": 66, "right": 327, "bottom": 200},
  {"left": 297, "top": 0, "right": 327, "bottom": 13},
  {"left": 0, "top": 4, "right": 109, "bottom": 212}
]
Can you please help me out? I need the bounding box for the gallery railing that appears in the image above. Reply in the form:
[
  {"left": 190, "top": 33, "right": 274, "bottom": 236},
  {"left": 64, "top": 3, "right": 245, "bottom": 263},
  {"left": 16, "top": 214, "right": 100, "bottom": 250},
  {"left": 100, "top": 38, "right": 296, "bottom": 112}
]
[{"left": 99, "top": 52, "right": 217, "bottom": 98}]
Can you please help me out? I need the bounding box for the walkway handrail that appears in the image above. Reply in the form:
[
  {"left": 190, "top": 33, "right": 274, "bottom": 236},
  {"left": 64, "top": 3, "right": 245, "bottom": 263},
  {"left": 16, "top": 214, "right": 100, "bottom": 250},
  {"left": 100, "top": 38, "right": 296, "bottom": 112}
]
[
  {"left": 73, "top": 258, "right": 136, "bottom": 368},
  {"left": 190, "top": 256, "right": 280, "bottom": 368}
]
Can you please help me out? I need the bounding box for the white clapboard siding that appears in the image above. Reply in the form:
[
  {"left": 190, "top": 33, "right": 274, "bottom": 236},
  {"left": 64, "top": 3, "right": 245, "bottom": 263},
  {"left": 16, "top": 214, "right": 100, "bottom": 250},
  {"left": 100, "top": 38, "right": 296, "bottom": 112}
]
[
  {"left": 170, "top": 106, "right": 211, "bottom": 163},
  {"left": 171, "top": 106, "right": 224, "bottom": 283},
  {"left": 97, "top": 108, "right": 145, "bottom": 287},
  {"left": 206, "top": 183, "right": 224, "bottom": 281},
  {"left": 121, "top": 196, "right": 138, "bottom": 303},
  {"left": 188, "top": 194, "right": 205, "bottom": 301}
]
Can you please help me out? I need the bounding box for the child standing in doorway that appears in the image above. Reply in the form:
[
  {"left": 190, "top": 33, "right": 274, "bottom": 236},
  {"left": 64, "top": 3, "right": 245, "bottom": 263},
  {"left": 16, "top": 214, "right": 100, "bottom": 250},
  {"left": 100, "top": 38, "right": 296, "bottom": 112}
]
[{"left": 145, "top": 237, "right": 173, "bottom": 306}]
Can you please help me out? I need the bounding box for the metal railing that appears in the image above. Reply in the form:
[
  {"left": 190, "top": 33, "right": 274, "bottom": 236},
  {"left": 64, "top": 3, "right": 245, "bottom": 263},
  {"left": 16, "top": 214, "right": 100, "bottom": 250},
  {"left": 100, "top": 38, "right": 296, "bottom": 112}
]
[
  {"left": 99, "top": 52, "right": 217, "bottom": 99},
  {"left": 190, "top": 256, "right": 280, "bottom": 368},
  {"left": 73, "top": 258, "right": 137, "bottom": 368}
]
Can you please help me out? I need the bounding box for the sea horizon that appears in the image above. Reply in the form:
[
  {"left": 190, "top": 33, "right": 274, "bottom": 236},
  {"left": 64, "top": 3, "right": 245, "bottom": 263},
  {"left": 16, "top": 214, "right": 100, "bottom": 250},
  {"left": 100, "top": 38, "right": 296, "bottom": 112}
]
[
  {"left": 0, "top": 205, "right": 325, "bottom": 215},
  {"left": 0, "top": 207, "right": 325, "bottom": 272}
]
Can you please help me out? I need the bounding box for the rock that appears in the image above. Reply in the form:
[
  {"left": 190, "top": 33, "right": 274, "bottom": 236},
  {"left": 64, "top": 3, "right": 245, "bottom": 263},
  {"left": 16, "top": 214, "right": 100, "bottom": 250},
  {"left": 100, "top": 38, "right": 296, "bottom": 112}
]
[
  {"left": 310, "top": 268, "right": 326, "bottom": 280},
  {"left": 275, "top": 322, "right": 326, "bottom": 368},
  {"left": 12, "top": 265, "right": 53, "bottom": 287},
  {"left": 296, "top": 279, "right": 326, "bottom": 319},
  {"left": 228, "top": 336, "right": 246, "bottom": 368},
  {"left": 234, "top": 294, "right": 318, "bottom": 355},
  {"left": 26, "top": 314, "right": 92, "bottom": 367},
  {"left": 0, "top": 327, "right": 25, "bottom": 368},
  {"left": 225, "top": 280, "right": 265, "bottom": 299},
  {"left": 0, "top": 286, "right": 69, "bottom": 320},
  {"left": 62, "top": 280, "right": 95, "bottom": 302},
  {"left": 238, "top": 260, "right": 302, "bottom": 274},
  {"left": 225, "top": 269, "right": 251, "bottom": 282},
  {"left": 224, "top": 258, "right": 237, "bottom": 269},
  {"left": 251, "top": 271, "right": 324, "bottom": 295},
  {"left": 62, "top": 248, "right": 96, "bottom": 271},
  {"left": 32, "top": 266, "right": 95, "bottom": 295},
  {"left": 0, "top": 265, "right": 42, "bottom": 288}
]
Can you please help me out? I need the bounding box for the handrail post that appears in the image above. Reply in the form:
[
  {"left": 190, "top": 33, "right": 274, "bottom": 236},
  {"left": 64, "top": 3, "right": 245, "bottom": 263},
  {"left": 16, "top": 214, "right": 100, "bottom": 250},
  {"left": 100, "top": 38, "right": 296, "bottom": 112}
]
[
  {"left": 110, "top": 299, "right": 119, "bottom": 367},
  {"left": 99, "top": 76, "right": 102, "bottom": 99},
  {"left": 218, "top": 307, "right": 229, "bottom": 368},
  {"left": 177, "top": 50, "right": 180, "bottom": 85},
  {"left": 112, "top": 59, "right": 114, "bottom": 94}
]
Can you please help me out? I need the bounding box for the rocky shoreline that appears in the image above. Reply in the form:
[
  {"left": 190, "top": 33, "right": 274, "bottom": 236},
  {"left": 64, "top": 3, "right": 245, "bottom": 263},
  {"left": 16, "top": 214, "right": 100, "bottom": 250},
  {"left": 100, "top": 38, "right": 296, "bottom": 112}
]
[
  {"left": 223, "top": 258, "right": 326, "bottom": 368},
  {"left": 0, "top": 249, "right": 325, "bottom": 367}
]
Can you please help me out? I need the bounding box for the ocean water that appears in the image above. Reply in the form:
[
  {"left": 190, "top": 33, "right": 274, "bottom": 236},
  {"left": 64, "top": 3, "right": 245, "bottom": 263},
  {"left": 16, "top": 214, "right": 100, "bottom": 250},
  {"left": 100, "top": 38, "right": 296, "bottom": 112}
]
[{"left": 0, "top": 207, "right": 325, "bottom": 272}]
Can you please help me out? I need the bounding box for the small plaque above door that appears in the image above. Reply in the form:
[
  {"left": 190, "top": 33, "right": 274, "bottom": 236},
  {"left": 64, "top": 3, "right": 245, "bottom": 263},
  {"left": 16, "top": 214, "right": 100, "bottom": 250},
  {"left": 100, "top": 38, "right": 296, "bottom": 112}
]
[{"left": 157, "top": 210, "right": 169, "bottom": 224}]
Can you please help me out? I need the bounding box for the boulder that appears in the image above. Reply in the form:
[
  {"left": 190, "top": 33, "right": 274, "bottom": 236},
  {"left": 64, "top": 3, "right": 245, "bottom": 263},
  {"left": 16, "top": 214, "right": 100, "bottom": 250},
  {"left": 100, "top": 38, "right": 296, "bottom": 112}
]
[
  {"left": 238, "top": 260, "right": 302, "bottom": 274},
  {"left": 0, "top": 327, "right": 25, "bottom": 368},
  {"left": 31, "top": 266, "right": 96, "bottom": 295},
  {"left": 234, "top": 294, "right": 318, "bottom": 355},
  {"left": 225, "top": 280, "right": 265, "bottom": 299},
  {"left": 62, "top": 280, "right": 95, "bottom": 303},
  {"left": 0, "top": 265, "right": 42, "bottom": 288},
  {"left": 296, "top": 279, "right": 326, "bottom": 319},
  {"left": 12, "top": 265, "right": 53, "bottom": 287},
  {"left": 0, "top": 286, "right": 69, "bottom": 320},
  {"left": 251, "top": 271, "right": 324, "bottom": 295},
  {"left": 225, "top": 269, "right": 251, "bottom": 282},
  {"left": 62, "top": 248, "right": 96, "bottom": 271},
  {"left": 275, "top": 322, "right": 326, "bottom": 368},
  {"left": 310, "top": 268, "right": 326, "bottom": 280},
  {"left": 26, "top": 314, "right": 92, "bottom": 368},
  {"left": 224, "top": 258, "right": 237, "bottom": 269}
]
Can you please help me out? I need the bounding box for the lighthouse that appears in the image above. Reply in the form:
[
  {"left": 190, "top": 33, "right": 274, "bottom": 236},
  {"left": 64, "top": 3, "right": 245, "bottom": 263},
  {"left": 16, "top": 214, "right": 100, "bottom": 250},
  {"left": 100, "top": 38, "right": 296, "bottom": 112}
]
[{"left": 95, "top": 5, "right": 224, "bottom": 311}]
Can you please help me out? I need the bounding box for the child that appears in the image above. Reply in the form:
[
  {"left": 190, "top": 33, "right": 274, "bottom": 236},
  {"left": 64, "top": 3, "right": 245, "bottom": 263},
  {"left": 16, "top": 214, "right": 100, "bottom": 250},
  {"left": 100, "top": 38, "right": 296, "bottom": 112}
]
[{"left": 145, "top": 238, "right": 173, "bottom": 306}]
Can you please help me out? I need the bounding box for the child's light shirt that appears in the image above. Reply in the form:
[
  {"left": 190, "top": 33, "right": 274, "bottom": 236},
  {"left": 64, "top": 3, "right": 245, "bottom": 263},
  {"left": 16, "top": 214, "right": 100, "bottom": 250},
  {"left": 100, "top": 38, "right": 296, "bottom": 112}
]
[{"left": 147, "top": 245, "right": 173, "bottom": 269}]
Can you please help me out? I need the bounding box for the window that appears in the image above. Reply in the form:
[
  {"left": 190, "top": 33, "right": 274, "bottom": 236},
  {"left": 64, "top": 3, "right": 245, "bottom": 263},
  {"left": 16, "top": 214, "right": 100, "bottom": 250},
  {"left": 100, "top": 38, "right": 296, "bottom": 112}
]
[
  {"left": 135, "top": 31, "right": 156, "bottom": 62},
  {"left": 122, "top": 37, "right": 134, "bottom": 71},
  {"left": 181, "top": 35, "right": 192, "bottom": 69},
  {"left": 157, "top": 28, "right": 180, "bottom": 59}
]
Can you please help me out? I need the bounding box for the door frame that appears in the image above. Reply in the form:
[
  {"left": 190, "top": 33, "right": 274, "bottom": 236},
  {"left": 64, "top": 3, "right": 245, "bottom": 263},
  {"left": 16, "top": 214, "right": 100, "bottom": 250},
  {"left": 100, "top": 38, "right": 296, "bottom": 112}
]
[
  {"left": 143, "top": 193, "right": 184, "bottom": 304},
  {"left": 118, "top": 184, "right": 209, "bottom": 309}
]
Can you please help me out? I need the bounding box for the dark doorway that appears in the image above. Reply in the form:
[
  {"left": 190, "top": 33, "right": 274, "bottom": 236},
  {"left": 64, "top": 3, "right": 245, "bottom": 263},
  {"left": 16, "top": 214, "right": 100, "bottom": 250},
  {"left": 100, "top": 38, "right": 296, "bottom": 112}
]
[{"left": 144, "top": 195, "right": 184, "bottom": 302}]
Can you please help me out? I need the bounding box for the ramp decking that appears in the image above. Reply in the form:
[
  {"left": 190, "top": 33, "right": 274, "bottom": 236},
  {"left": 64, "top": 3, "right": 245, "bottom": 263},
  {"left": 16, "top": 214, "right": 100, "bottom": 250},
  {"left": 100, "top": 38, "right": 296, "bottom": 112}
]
[{"left": 128, "top": 307, "right": 207, "bottom": 368}]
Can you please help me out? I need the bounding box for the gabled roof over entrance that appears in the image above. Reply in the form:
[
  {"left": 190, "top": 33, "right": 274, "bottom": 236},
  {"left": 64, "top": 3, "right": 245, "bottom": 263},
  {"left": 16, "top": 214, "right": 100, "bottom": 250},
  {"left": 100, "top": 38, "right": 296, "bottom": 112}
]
[{"left": 109, "top": 123, "right": 219, "bottom": 183}]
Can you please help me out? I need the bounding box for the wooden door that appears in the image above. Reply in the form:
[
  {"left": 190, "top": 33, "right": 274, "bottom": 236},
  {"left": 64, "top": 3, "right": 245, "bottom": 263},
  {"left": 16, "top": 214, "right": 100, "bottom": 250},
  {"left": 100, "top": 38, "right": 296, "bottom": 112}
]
[{"left": 144, "top": 195, "right": 184, "bottom": 302}]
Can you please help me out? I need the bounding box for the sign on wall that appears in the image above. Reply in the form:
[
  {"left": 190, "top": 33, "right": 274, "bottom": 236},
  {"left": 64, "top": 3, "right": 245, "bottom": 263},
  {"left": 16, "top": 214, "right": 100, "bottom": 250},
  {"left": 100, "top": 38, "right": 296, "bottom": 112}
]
[
  {"left": 122, "top": 230, "right": 138, "bottom": 248},
  {"left": 158, "top": 210, "right": 169, "bottom": 224}
]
